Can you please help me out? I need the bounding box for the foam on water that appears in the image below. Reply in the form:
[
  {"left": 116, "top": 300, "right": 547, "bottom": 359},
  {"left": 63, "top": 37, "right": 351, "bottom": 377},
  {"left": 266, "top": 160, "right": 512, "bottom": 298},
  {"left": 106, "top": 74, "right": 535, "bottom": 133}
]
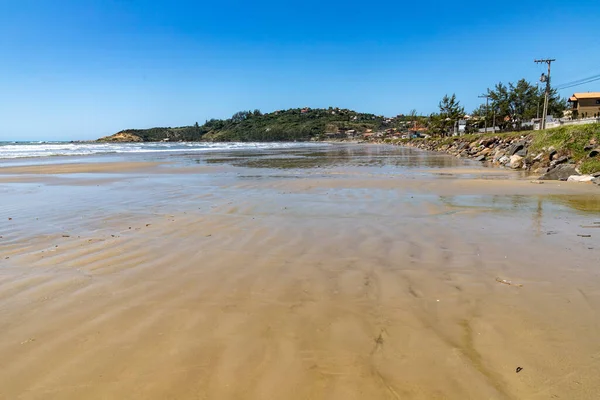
[{"left": 0, "top": 141, "right": 325, "bottom": 159}]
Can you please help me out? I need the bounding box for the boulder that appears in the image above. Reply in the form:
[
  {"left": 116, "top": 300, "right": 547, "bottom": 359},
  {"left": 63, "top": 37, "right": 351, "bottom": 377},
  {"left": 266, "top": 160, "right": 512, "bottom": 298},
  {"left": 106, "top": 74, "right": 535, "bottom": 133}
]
[
  {"left": 479, "top": 148, "right": 492, "bottom": 156},
  {"left": 567, "top": 175, "right": 596, "bottom": 182},
  {"left": 493, "top": 150, "right": 506, "bottom": 162},
  {"left": 515, "top": 148, "right": 528, "bottom": 157},
  {"left": 536, "top": 167, "right": 550, "bottom": 175},
  {"left": 550, "top": 156, "right": 568, "bottom": 166},
  {"left": 539, "top": 164, "right": 578, "bottom": 181},
  {"left": 509, "top": 155, "right": 523, "bottom": 169},
  {"left": 507, "top": 141, "right": 525, "bottom": 156},
  {"left": 593, "top": 178, "right": 600, "bottom": 186},
  {"left": 474, "top": 155, "right": 486, "bottom": 162},
  {"left": 481, "top": 138, "right": 496, "bottom": 147},
  {"left": 498, "top": 155, "right": 510, "bottom": 165}
]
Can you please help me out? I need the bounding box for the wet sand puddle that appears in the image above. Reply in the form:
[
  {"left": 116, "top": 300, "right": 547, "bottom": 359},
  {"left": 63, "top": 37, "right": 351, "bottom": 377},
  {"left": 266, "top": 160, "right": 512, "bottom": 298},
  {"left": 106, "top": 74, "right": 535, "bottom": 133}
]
[{"left": 1, "top": 144, "right": 599, "bottom": 399}]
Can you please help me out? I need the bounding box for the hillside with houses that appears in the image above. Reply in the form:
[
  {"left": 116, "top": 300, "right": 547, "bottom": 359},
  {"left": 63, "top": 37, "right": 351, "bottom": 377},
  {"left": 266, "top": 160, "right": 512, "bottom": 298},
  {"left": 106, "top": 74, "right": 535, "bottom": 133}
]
[{"left": 98, "top": 107, "right": 428, "bottom": 143}]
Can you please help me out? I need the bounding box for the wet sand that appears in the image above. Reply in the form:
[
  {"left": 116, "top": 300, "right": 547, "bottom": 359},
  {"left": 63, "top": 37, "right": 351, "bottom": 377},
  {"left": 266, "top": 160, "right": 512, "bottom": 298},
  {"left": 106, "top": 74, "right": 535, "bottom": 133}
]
[{"left": 1, "top": 145, "right": 600, "bottom": 399}]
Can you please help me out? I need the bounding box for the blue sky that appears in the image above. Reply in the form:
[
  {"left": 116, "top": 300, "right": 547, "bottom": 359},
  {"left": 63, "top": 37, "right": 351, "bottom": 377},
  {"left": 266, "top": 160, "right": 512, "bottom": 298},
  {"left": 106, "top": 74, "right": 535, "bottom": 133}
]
[{"left": 0, "top": 0, "right": 599, "bottom": 140}]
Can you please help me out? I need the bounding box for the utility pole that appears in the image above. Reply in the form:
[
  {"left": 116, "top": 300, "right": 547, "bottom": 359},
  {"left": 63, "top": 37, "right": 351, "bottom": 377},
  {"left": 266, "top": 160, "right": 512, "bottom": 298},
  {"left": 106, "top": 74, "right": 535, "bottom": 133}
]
[
  {"left": 534, "top": 59, "right": 555, "bottom": 130},
  {"left": 478, "top": 94, "right": 490, "bottom": 133}
]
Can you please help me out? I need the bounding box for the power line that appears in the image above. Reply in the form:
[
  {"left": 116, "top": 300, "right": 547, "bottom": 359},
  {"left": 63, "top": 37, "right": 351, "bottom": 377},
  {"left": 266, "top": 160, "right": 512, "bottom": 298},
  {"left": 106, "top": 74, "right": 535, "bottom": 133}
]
[{"left": 555, "top": 74, "right": 600, "bottom": 90}]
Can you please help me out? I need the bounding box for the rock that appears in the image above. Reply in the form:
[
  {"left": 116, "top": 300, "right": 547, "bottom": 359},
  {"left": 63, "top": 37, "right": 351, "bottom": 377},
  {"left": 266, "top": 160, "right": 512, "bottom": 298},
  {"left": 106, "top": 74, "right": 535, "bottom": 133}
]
[
  {"left": 498, "top": 155, "right": 510, "bottom": 165},
  {"left": 509, "top": 155, "right": 523, "bottom": 169},
  {"left": 469, "top": 141, "right": 479, "bottom": 148},
  {"left": 536, "top": 167, "right": 550, "bottom": 175},
  {"left": 494, "top": 150, "right": 506, "bottom": 162},
  {"left": 515, "top": 148, "right": 528, "bottom": 157},
  {"left": 478, "top": 148, "right": 492, "bottom": 157},
  {"left": 481, "top": 138, "right": 495, "bottom": 147},
  {"left": 567, "top": 175, "right": 596, "bottom": 182},
  {"left": 588, "top": 148, "right": 600, "bottom": 158},
  {"left": 593, "top": 178, "right": 600, "bottom": 186},
  {"left": 550, "top": 156, "right": 568, "bottom": 166},
  {"left": 592, "top": 171, "right": 600, "bottom": 178},
  {"left": 507, "top": 141, "right": 525, "bottom": 156},
  {"left": 539, "top": 164, "right": 578, "bottom": 181},
  {"left": 533, "top": 152, "right": 544, "bottom": 161},
  {"left": 474, "top": 155, "right": 486, "bottom": 162}
]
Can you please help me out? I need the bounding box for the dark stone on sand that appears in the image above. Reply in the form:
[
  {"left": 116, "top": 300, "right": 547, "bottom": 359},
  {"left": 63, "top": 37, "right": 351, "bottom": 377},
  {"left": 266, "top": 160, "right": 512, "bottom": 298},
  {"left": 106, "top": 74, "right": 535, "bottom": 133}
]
[{"left": 539, "top": 164, "right": 578, "bottom": 181}]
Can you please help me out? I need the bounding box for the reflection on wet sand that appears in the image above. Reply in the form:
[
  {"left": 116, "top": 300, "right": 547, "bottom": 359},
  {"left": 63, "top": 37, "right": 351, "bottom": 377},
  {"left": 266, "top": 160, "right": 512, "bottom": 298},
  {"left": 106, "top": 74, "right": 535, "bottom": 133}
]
[{"left": 0, "top": 144, "right": 599, "bottom": 399}]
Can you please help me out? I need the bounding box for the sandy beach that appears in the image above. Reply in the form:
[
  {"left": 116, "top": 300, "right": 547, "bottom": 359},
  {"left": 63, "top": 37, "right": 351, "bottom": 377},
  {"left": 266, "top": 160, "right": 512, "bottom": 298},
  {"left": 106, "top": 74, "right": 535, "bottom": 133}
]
[{"left": 1, "top": 144, "right": 599, "bottom": 399}]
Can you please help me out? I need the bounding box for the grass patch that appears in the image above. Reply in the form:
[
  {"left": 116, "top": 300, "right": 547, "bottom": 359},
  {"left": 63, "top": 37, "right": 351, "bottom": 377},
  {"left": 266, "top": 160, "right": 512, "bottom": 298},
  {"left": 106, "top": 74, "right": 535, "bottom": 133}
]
[
  {"left": 529, "top": 123, "right": 600, "bottom": 159},
  {"left": 579, "top": 158, "right": 600, "bottom": 175}
]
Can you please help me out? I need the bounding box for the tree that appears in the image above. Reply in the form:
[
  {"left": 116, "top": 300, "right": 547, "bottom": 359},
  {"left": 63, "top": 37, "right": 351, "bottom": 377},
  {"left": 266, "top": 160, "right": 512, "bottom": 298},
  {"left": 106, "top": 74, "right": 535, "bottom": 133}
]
[
  {"left": 429, "top": 94, "right": 465, "bottom": 136},
  {"left": 480, "top": 79, "right": 568, "bottom": 131},
  {"left": 231, "top": 110, "right": 251, "bottom": 123}
]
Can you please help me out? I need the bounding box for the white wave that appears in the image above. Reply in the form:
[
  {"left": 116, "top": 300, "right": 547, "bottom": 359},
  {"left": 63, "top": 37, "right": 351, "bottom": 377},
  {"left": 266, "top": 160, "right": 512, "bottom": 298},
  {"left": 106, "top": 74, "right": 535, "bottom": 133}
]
[{"left": 0, "top": 142, "right": 326, "bottom": 159}]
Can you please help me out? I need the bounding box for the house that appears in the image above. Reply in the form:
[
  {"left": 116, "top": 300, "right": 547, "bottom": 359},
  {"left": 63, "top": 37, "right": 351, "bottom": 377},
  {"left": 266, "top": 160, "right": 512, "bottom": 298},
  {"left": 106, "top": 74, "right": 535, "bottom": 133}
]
[{"left": 567, "top": 92, "right": 600, "bottom": 119}]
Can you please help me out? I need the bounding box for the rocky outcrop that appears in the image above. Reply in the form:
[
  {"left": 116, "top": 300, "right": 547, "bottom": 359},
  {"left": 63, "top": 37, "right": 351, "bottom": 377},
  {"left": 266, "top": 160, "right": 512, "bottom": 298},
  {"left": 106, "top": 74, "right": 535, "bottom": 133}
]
[
  {"left": 400, "top": 135, "right": 599, "bottom": 182},
  {"left": 539, "top": 165, "right": 578, "bottom": 181},
  {"left": 97, "top": 132, "right": 143, "bottom": 142}
]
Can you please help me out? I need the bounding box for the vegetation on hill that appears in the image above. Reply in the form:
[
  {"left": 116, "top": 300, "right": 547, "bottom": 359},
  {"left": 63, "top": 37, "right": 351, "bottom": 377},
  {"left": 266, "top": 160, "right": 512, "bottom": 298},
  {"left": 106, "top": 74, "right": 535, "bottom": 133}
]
[{"left": 98, "top": 108, "right": 409, "bottom": 142}]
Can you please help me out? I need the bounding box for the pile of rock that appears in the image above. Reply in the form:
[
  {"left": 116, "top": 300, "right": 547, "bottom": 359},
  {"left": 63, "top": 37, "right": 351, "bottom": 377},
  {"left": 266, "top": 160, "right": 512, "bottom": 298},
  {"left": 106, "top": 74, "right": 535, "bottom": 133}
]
[{"left": 401, "top": 135, "right": 600, "bottom": 183}]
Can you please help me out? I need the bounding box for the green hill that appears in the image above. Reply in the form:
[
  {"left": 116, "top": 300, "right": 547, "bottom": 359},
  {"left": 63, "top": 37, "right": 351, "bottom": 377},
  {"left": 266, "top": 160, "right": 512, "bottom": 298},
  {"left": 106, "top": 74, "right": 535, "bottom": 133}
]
[{"left": 98, "top": 108, "right": 397, "bottom": 142}]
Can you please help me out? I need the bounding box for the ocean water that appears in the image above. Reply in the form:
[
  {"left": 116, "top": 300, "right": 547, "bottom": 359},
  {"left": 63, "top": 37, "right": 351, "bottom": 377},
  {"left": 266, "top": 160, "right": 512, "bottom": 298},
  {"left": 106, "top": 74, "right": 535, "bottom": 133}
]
[{"left": 0, "top": 141, "right": 326, "bottom": 159}]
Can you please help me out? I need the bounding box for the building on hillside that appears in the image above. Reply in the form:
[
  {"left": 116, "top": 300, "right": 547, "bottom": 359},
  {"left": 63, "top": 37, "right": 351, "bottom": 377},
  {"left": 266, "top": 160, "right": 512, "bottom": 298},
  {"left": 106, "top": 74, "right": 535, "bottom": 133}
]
[{"left": 568, "top": 92, "right": 600, "bottom": 119}]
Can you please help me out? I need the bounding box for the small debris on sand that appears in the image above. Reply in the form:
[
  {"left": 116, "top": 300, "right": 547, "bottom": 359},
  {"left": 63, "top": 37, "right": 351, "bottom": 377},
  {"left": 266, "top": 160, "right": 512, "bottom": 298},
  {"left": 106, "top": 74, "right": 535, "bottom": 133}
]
[{"left": 496, "top": 277, "right": 523, "bottom": 287}]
